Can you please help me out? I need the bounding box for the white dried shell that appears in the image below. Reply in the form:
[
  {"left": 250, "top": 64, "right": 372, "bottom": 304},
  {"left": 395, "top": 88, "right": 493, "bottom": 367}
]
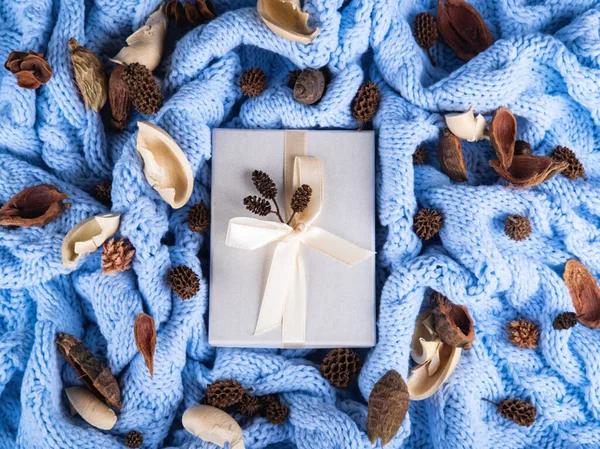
[
  {"left": 407, "top": 344, "right": 462, "bottom": 401},
  {"left": 65, "top": 386, "right": 117, "bottom": 430},
  {"left": 61, "top": 213, "right": 121, "bottom": 268},
  {"left": 445, "top": 106, "right": 488, "bottom": 142},
  {"left": 182, "top": 405, "right": 245, "bottom": 449},
  {"left": 410, "top": 312, "right": 442, "bottom": 365},
  {"left": 111, "top": 6, "right": 168, "bottom": 71},
  {"left": 136, "top": 121, "right": 194, "bottom": 209},
  {"left": 257, "top": 0, "right": 321, "bottom": 45}
]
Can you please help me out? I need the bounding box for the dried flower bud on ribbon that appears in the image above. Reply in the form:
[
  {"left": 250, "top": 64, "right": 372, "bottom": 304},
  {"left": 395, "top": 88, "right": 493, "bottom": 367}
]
[
  {"left": 108, "top": 65, "right": 130, "bottom": 130},
  {"left": 514, "top": 140, "right": 531, "bottom": 156},
  {"left": 482, "top": 398, "right": 536, "bottom": 426},
  {"left": 367, "top": 370, "right": 410, "bottom": 446},
  {"left": 437, "top": 128, "right": 467, "bottom": 182},
  {"left": 352, "top": 81, "right": 380, "bottom": 129},
  {"left": 240, "top": 68, "right": 267, "bottom": 97},
  {"left": 506, "top": 319, "right": 539, "bottom": 349},
  {"left": 489, "top": 107, "right": 516, "bottom": 169},
  {"left": 0, "top": 184, "right": 70, "bottom": 227},
  {"left": 168, "top": 265, "right": 200, "bottom": 300},
  {"left": 413, "top": 12, "right": 438, "bottom": 66},
  {"left": 56, "top": 332, "right": 122, "bottom": 409},
  {"left": 552, "top": 311, "right": 578, "bottom": 330},
  {"left": 122, "top": 62, "right": 163, "bottom": 115},
  {"left": 550, "top": 146, "right": 587, "bottom": 181},
  {"left": 188, "top": 201, "right": 209, "bottom": 232},
  {"left": 134, "top": 313, "right": 156, "bottom": 377},
  {"left": 4, "top": 50, "right": 53, "bottom": 89},
  {"left": 436, "top": 0, "right": 493, "bottom": 61},
  {"left": 563, "top": 259, "right": 600, "bottom": 329},
  {"left": 293, "top": 68, "right": 325, "bottom": 105},
  {"left": 504, "top": 215, "right": 531, "bottom": 241},
  {"left": 489, "top": 155, "right": 567, "bottom": 187},
  {"left": 413, "top": 208, "right": 443, "bottom": 240},
  {"left": 430, "top": 292, "right": 474, "bottom": 349},
  {"left": 69, "top": 39, "right": 108, "bottom": 112}
]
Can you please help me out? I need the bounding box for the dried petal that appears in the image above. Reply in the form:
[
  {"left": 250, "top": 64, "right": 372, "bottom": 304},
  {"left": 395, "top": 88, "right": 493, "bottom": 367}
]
[
  {"left": 5, "top": 51, "right": 53, "bottom": 89},
  {"left": 489, "top": 107, "right": 516, "bottom": 169},
  {"left": 564, "top": 259, "right": 600, "bottom": 329},
  {"left": 430, "top": 292, "right": 474, "bottom": 349},
  {"left": 367, "top": 370, "right": 410, "bottom": 446},
  {"left": 69, "top": 38, "right": 108, "bottom": 112},
  {"left": 134, "top": 313, "right": 156, "bottom": 377},
  {"left": 108, "top": 65, "right": 130, "bottom": 130},
  {"left": 437, "top": 128, "right": 467, "bottom": 182},
  {"left": 0, "top": 184, "right": 70, "bottom": 227},
  {"left": 489, "top": 155, "right": 568, "bottom": 187},
  {"left": 56, "top": 332, "right": 122, "bottom": 409}
]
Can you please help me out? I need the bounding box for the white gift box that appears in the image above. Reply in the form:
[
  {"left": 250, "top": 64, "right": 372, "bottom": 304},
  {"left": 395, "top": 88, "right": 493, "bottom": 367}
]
[{"left": 209, "top": 129, "right": 376, "bottom": 348}]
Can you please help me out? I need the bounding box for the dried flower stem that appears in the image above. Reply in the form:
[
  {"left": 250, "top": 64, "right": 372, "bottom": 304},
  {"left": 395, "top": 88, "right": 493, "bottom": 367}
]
[{"left": 272, "top": 199, "right": 284, "bottom": 223}]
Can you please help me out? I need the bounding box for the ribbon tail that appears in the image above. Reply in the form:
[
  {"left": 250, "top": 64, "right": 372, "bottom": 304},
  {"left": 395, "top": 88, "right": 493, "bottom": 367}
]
[
  {"left": 282, "top": 253, "right": 306, "bottom": 347},
  {"left": 301, "top": 226, "right": 374, "bottom": 266}
]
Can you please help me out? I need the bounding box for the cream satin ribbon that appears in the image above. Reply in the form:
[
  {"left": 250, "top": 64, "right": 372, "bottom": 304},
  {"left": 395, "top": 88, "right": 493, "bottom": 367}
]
[{"left": 225, "top": 131, "right": 373, "bottom": 346}]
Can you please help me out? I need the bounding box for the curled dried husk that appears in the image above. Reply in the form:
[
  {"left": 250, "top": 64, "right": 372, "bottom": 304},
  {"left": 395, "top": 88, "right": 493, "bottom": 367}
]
[
  {"left": 430, "top": 292, "right": 474, "bottom": 349},
  {"left": 182, "top": 405, "right": 245, "bottom": 449},
  {"left": 489, "top": 155, "right": 568, "bottom": 187},
  {"left": 367, "top": 370, "right": 410, "bottom": 447},
  {"left": 444, "top": 106, "right": 487, "bottom": 142},
  {"left": 564, "top": 259, "right": 600, "bottom": 329},
  {"left": 293, "top": 68, "right": 325, "bottom": 105},
  {"left": 109, "top": 65, "right": 130, "bottom": 130},
  {"left": 437, "top": 128, "right": 467, "bottom": 182},
  {"left": 257, "top": 0, "right": 321, "bottom": 44},
  {"left": 0, "top": 184, "right": 70, "bottom": 227},
  {"left": 407, "top": 344, "right": 462, "bottom": 400},
  {"left": 136, "top": 121, "right": 194, "bottom": 209},
  {"left": 112, "top": 6, "right": 168, "bottom": 71},
  {"left": 410, "top": 312, "right": 442, "bottom": 366},
  {"left": 436, "top": 0, "right": 493, "bottom": 61},
  {"left": 69, "top": 39, "right": 107, "bottom": 112},
  {"left": 61, "top": 213, "right": 121, "bottom": 268},
  {"left": 4, "top": 50, "right": 53, "bottom": 89},
  {"left": 134, "top": 313, "right": 156, "bottom": 377},
  {"left": 65, "top": 386, "right": 117, "bottom": 430},
  {"left": 489, "top": 107, "right": 516, "bottom": 169}
]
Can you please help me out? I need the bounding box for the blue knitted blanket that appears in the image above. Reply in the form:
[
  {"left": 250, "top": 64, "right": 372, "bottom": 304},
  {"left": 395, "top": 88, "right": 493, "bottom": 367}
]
[{"left": 2, "top": 0, "right": 600, "bottom": 448}]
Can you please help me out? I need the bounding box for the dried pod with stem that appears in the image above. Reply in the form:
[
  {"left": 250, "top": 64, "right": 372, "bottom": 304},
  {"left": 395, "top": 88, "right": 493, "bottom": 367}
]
[
  {"left": 134, "top": 313, "right": 156, "bottom": 376},
  {"left": 108, "top": 65, "right": 130, "bottom": 130},
  {"left": 367, "top": 370, "right": 410, "bottom": 446},
  {"left": 293, "top": 68, "right": 325, "bottom": 105},
  {"left": 0, "top": 184, "right": 70, "bottom": 227},
  {"left": 482, "top": 397, "right": 536, "bottom": 427},
  {"left": 69, "top": 38, "right": 107, "bottom": 112},
  {"left": 489, "top": 155, "right": 567, "bottom": 187},
  {"left": 550, "top": 146, "right": 587, "bottom": 181},
  {"left": 489, "top": 107, "right": 516, "bottom": 169},
  {"left": 288, "top": 184, "right": 312, "bottom": 224},
  {"left": 430, "top": 292, "right": 474, "bottom": 349},
  {"left": 563, "top": 259, "right": 600, "bottom": 329},
  {"left": 437, "top": 128, "right": 467, "bottom": 182}
]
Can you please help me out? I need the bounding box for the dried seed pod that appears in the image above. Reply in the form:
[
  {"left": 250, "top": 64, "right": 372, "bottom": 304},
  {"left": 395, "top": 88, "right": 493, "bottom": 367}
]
[
  {"left": 56, "top": 333, "right": 122, "bottom": 409},
  {"left": 320, "top": 348, "right": 362, "bottom": 388},
  {"left": 124, "top": 430, "right": 144, "bottom": 448},
  {"left": 352, "top": 82, "right": 380, "bottom": 128},
  {"left": 168, "top": 265, "right": 200, "bottom": 300},
  {"left": 436, "top": 0, "right": 493, "bottom": 61},
  {"left": 482, "top": 398, "right": 536, "bottom": 427},
  {"left": 504, "top": 215, "right": 531, "bottom": 241},
  {"left": 61, "top": 213, "right": 121, "bottom": 268},
  {"left": 445, "top": 106, "right": 487, "bottom": 142},
  {"left": 550, "top": 146, "right": 587, "bottom": 181},
  {"left": 413, "top": 146, "right": 427, "bottom": 165},
  {"left": 239, "top": 394, "right": 262, "bottom": 417},
  {"left": 240, "top": 68, "right": 267, "bottom": 97},
  {"left": 188, "top": 201, "right": 209, "bottom": 232},
  {"left": 182, "top": 405, "right": 245, "bottom": 449},
  {"left": 293, "top": 68, "right": 325, "bottom": 105},
  {"left": 101, "top": 238, "right": 135, "bottom": 274},
  {"left": 108, "top": 65, "right": 130, "bottom": 130},
  {"left": 413, "top": 12, "right": 438, "bottom": 66},
  {"left": 430, "top": 292, "right": 474, "bottom": 349},
  {"left": 4, "top": 50, "right": 53, "bottom": 89},
  {"left": 563, "top": 260, "right": 600, "bottom": 329},
  {"left": 122, "top": 63, "right": 163, "bottom": 115},
  {"left": 489, "top": 155, "right": 567, "bottom": 187},
  {"left": 552, "top": 312, "right": 578, "bottom": 330},
  {"left": 68, "top": 39, "right": 108, "bottom": 112},
  {"left": 134, "top": 313, "right": 156, "bottom": 376},
  {"left": 0, "top": 184, "right": 70, "bottom": 227},
  {"left": 437, "top": 129, "right": 467, "bottom": 182},
  {"left": 195, "top": 0, "right": 216, "bottom": 20},
  {"left": 185, "top": 0, "right": 202, "bottom": 26},
  {"left": 506, "top": 319, "right": 539, "bottom": 349},
  {"left": 257, "top": 0, "right": 321, "bottom": 44},
  {"left": 290, "top": 184, "right": 312, "bottom": 213},
  {"left": 265, "top": 401, "right": 289, "bottom": 424},
  {"left": 367, "top": 370, "right": 410, "bottom": 446},
  {"left": 489, "top": 107, "right": 516, "bottom": 169},
  {"left": 206, "top": 379, "right": 245, "bottom": 408},
  {"left": 243, "top": 196, "right": 272, "bottom": 216},
  {"left": 514, "top": 140, "right": 531, "bottom": 156},
  {"left": 413, "top": 208, "right": 443, "bottom": 240},
  {"left": 252, "top": 170, "right": 278, "bottom": 199},
  {"left": 65, "top": 387, "right": 117, "bottom": 430},
  {"left": 94, "top": 180, "right": 112, "bottom": 206}
]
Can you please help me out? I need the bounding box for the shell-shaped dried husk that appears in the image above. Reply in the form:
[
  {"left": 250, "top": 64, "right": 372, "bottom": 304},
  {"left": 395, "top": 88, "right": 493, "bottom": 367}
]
[
  {"left": 0, "top": 184, "right": 71, "bottom": 227},
  {"left": 445, "top": 106, "right": 487, "bottom": 142},
  {"left": 257, "top": 0, "right": 321, "bottom": 44},
  {"left": 437, "top": 128, "right": 467, "bottom": 182},
  {"left": 489, "top": 155, "right": 568, "bottom": 187},
  {"left": 564, "top": 259, "right": 600, "bottom": 329},
  {"left": 112, "top": 6, "right": 168, "bottom": 71},
  {"left": 65, "top": 387, "right": 117, "bottom": 430},
  {"left": 182, "top": 405, "right": 245, "bottom": 449},
  {"left": 410, "top": 312, "right": 442, "bottom": 365},
  {"left": 430, "top": 292, "right": 475, "bottom": 349},
  {"left": 69, "top": 39, "right": 108, "bottom": 112},
  {"left": 407, "top": 344, "right": 462, "bottom": 400},
  {"left": 136, "top": 121, "right": 194, "bottom": 209},
  {"left": 61, "top": 213, "right": 121, "bottom": 268},
  {"left": 489, "top": 107, "right": 516, "bottom": 169},
  {"left": 293, "top": 68, "right": 325, "bottom": 105}
]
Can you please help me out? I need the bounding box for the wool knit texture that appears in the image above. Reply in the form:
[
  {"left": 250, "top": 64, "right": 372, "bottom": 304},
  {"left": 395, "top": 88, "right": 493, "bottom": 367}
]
[{"left": 1, "top": 0, "right": 600, "bottom": 448}]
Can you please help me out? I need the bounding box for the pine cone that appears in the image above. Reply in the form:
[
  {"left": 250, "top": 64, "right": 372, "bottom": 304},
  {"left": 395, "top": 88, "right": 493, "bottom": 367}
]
[
  {"left": 550, "top": 146, "right": 587, "bottom": 180},
  {"left": 320, "top": 348, "right": 362, "bottom": 388},
  {"left": 413, "top": 12, "right": 437, "bottom": 65},
  {"left": 352, "top": 81, "right": 380, "bottom": 128},
  {"left": 124, "top": 430, "right": 144, "bottom": 448},
  {"left": 485, "top": 398, "right": 537, "bottom": 427},
  {"left": 239, "top": 394, "right": 262, "bottom": 417},
  {"left": 101, "top": 238, "right": 135, "bottom": 274},
  {"left": 240, "top": 68, "right": 267, "bottom": 97},
  {"left": 252, "top": 170, "right": 278, "bottom": 200},
  {"left": 259, "top": 394, "right": 277, "bottom": 407},
  {"left": 206, "top": 379, "right": 245, "bottom": 408},
  {"left": 265, "top": 400, "right": 289, "bottom": 424},
  {"left": 413, "top": 146, "right": 427, "bottom": 165},
  {"left": 94, "top": 179, "right": 112, "bottom": 206},
  {"left": 288, "top": 69, "right": 301, "bottom": 89},
  {"left": 167, "top": 265, "right": 200, "bottom": 300},
  {"left": 122, "top": 63, "right": 163, "bottom": 115},
  {"left": 514, "top": 140, "right": 531, "bottom": 156},
  {"left": 244, "top": 196, "right": 272, "bottom": 216},
  {"left": 504, "top": 215, "right": 531, "bottom": 241},
  {"left": 413, "top": 208, "right": 442, "bottom": 240},
  {"left": 188, "top": 201, "right": 209, "bottom": 232},
  {"left": 552, "top": 312, "right": 578, "bottom": 330},
  {"left": 506, "top": 319, "right": 539, "bottom": 349},
  {"left": 290, "top": 184, "right": 312, "bottom": 213}
]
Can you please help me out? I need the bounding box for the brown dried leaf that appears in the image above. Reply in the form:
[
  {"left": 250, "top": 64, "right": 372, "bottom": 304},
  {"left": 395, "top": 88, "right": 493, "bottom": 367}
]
[
  {"left": 108, "top": 65, "right": 130, "bottom": 130},
  {"left": 489, "top": 155, "right": 568, "bottom": 187},
  {"left": 489, "top": 107, "right": 516, "bottom": 169},
  {"left": 185, "top": 0, "right": 202, "bottom": 26},
  {"left": 134, "top": 313, "right": 157, "bottom": 376},
  {"left": 564, "top": 259, "right": 600, "bottom": 329},
  {"left": 174, "top": 1, "right": 186, "bottom": 27},
  {"left": 430, "top": 292, "right": 474, "bottom": 349},
  {"left": 367, "top": 370, "right": 410, "bottom": 446},
  {"left": 56, "top": 332, "right": 122, "bottom": 409},
  {"left": 69, "top": 38, "right": 108, "bottom": 112},
  {"left": 436, "top": 0, "right": 493, "bottom": 61},
  {"left": 0, "top": 184, "right": 71, "bottom": 227},
  {"left": 196, "top": 0, "right": 216, "bottom": 20},
  {"left": 437, "top": 128, "right": 467, "bottom": 182}
]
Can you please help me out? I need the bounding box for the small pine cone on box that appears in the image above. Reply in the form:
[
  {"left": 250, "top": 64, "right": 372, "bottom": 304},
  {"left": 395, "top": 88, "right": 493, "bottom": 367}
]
[
  {"left": 413, "top": 208, "right": 443, "bottom": 240},
  {"left": 352, "top": 81, "right": 380, "bottom": 128},
  {"left": 94, "top": 180, "right": 112, "bottom": 206},
  {"left": 122, "top": 62, "right": 163, "bottom": 115},
  {"left": 240, "top": 68, "right": 267, "bottom": 97},
  {"left": 206, "top": 379, "right": 245, "bottom": 408},
  {"left": 265, "top": 400, "right": 289, "bottom": 424},
  {"left": 102, "top": 238, "right": 135, "bottom": 274},
  {"left": 506, "top": 319, "right": 539, "bottom": 349},
  {"left": 504, "top": 215, "right": 531, "bottom": 241},
  {"left": 550, "top": 146, "right": 587, "bottom": 181},
  {"left": 167, "top": 265, "right": 200, "bottom": 300},
  {"left": 552, "top": 312, "right": 578, "bottom": 330},
  {"left": 320, "top": 348, "right": 362, "bottom": 388},
  {"left": 188, "top": 201, "right": 209, "bottom": 232},
  {"left": 252, "top": 170, "right": 278, "bottom": 200},
  {"left": 290, "top": 184, "right": 312, "bottom": 213},
  {"left": 244, "top": 195, "right": 272, "bottom": 216},
  {"left": 124, "top": 430, "right": 143, "bottom": 448},
  {"left": 239, "top": 394, "right": 262, "bottom": 417}
]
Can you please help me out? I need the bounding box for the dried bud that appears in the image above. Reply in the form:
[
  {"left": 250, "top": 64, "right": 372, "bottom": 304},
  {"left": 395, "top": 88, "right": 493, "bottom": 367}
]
[
  {"left": 265, "top": 401, "right": 289, "bottom": 424},
  {"left": 94, "top": 180, "right": 112, "bottom": 206},
  {"left": 504, "top": 215, "right": 531, "bottom": 241},
  {"left": 352, "top": 81, "right": 380, "bottom": 128},
  {"left": 4, "top": 50, "right": 53, "bottom": 89},
  {"left": 413, "top": 208, "right": 443, "bottom": 240},
  {"left": 240, "top": 68, "right": 267, "bottom": 97},
  {"left": 239, "top": 394, "right": 262, "bottom": 417},
  {"left": 243, "top": 196, "right": 272, "bottom": 216},
  {"left": 206, "top": 379, "right": 245, "bottom": 408},
  {"left": 514, "top": 140, "right": 531, "bottom": 156},
  {"left": 252, "top": 170, "right": 278, "bottom": 199},
  {"left": 101, "top": 238, "right": 135, "bottom": 274},
  {"left": 489, "top": 155, "right": 567, "bottom": 187},
  {"left": 552, "top": 312, "right": 578, "bottom": 330},
  {"left": 413, "top": 12, "right": 438, "bottom": 66},
  {"left": 563, "top": 260, "right": 600, "bottom": 329},
  {"left": 437, "top": 129, "right": 467, "bottom": 182},
  {"left": 69, "top": 38, "right": 108, "bottom": 112},
  {"left": 0, "top": 184, "right": 70, "bottom": 227},
  {"left": 413, "top": 146, "right": 428, "bottom": 165},
  {"left": 430, "top": 292, "right": 475, "bottom": 349},
  {"left": 168, "top": 265, "right": 200, "bottom": 300},
  {"left": 108, "top": 65, "right": 130, "bottom": 130},
  {"left": 188, "top": 201, "right": 209, "bottom": 232},
  {"left": 367, "top": 370, "right": 410, "bottom": 446},
  {"left": 293, "top": 68, "right": 325, "bottom": 105},
  {"left": 134, "top": 313, "right": 156, "bottom": 377},
  {"left": 550, "top": 146, "right": 587, "bottom": 181},
  {"left": 506, "top": 319, "right": 539, "bottom": 349},
  {"left": 436, "top": 0, "right": 493, "bottom": 61},
  {"left": 290, "top": 184, "right": 312, "bottom": 213},
  {"left": 489, "top": 107, "right": 516, "bottom": 169},
  {"left": 482, "top": 398, "right": 536, "bottom": 427},
  {"left": 122, "top": 63, "right": 163, "bottom": 115},
  {"left": 124, "top": 430, "right": 144, "bottom": 448}
]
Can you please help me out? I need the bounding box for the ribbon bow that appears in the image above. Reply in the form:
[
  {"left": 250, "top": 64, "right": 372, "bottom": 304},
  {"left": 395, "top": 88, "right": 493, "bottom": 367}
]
[{"left": 226, "top": 155, "right": 373, "bottom": 346}]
